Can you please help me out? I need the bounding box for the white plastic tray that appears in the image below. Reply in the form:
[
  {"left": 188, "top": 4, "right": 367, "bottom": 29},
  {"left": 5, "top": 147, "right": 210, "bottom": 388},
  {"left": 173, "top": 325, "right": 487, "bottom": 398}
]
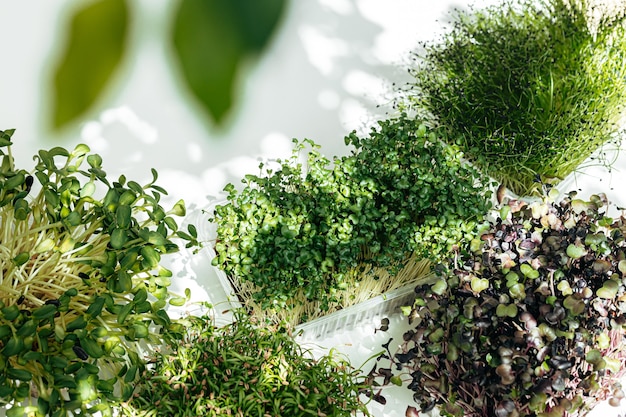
[{"left": 294, "top": 281, "right": 418, "bottom": 342}]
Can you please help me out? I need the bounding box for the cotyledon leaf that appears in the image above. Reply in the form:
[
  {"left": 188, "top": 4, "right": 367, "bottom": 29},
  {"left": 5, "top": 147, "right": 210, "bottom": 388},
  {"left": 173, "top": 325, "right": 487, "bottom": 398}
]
[{"left": 50, "top": 0, "right": 129, "bottom": 131}]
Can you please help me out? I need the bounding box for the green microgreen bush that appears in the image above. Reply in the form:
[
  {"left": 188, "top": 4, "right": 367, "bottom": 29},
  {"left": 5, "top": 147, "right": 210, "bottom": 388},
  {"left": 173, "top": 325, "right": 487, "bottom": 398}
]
[
  {"left": 407, "top": 0, "right": 626, "bottom": 196},
  {"left": 345, "top": 116, "right": 494, "bottom": 264},
  {"left": 0, "top": 129, "right": 195, "bottom": 416},
  {"left": 373, "top": 189, "right": 626, "bottom": 416},
  {"left": 118, "top": 307, "right": 372, "bottom": 417},
  {"left": 210, "top": 115, "right": 493, "bottom": 324}
]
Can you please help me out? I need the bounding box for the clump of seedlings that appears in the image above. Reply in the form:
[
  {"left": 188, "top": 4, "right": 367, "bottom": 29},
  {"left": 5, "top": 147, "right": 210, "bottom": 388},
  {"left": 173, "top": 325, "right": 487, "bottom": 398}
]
[
  {"left": 372, "top": 188, "right": 626, "bottom": 416},
  {"left": 407, "top": 0, "right": 626, "bottom": 196},
  {"left": 118, "top": 307, "right": 372, "bottom": 417},
  {"left": 0, "top": 129, "right": 195, "bottom": 416},
  {"left": 210, "top": 114, "right": 492, "bottom": 326}
]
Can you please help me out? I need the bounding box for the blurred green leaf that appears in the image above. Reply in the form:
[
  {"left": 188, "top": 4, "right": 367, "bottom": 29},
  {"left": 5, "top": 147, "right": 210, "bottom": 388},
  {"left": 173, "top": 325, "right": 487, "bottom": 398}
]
[
  {"left": 50, "top": 0, "right": 129, "bottom": 131},
  {"left": 171, "top": 0, "right": 287, "bottom": 126}
]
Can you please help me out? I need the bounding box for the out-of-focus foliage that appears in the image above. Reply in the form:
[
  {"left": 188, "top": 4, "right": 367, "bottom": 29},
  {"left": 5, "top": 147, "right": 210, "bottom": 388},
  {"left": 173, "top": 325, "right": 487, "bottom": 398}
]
[
  {"left": 171, "top": 0, "right": 287, "bottom": 125},
  {"left": 51, "top": 0, "right": 129, "bottom": 131},
  {"left": 49, "top": 0, "right": 287, "bottom": 133}
]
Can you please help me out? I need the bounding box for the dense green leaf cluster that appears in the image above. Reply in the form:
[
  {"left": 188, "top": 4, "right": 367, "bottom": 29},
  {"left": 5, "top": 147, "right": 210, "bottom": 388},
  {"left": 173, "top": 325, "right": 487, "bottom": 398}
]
[
  {"left": 211, "top": 115, "right": 493, "bottom": 311},
  {"left": 119, "top": 308, "right": 371, "bottom": 417},
  {"left": 0, "top": 129, "right": 195, "bottom": 416},
  {"left": 346, "top": 116, "right": 494, "bottom": 266},
  {"left": 408, "top": 0, "right": 626, "bottom": 195},
  {"left": 212, "top": 138, "right": 375, "bottom": 310}
]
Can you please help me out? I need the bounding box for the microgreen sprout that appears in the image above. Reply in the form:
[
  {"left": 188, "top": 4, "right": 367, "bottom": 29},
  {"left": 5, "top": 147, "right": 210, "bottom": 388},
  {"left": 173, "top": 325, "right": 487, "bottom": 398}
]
[
  {"left": 119, "top": 307, "right": 372, "bottom": 417},
  {"left": 407, "top": 0, "right": 626, "bottom": 196},
  {"left": 0, "top": 129, "right": 196, "bottom": 416},
  {"left": 229, "top": 253, "right": 433, "bottom": 328},
  {"left": 373, "top": 188, "right": 626, "bottom": 416},
  {"left": 210, "top": 115, "right": 492, "bottom": 326}
]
